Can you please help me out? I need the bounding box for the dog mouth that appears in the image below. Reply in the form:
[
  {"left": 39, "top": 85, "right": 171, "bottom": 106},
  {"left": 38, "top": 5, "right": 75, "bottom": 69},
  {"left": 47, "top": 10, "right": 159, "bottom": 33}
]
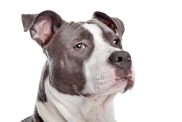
[
  {"left": 124, "top": 74, "right": 134, "bottom": 92},
  {"left": 115, "top": 69, "right": 134, "bottom": 92}
]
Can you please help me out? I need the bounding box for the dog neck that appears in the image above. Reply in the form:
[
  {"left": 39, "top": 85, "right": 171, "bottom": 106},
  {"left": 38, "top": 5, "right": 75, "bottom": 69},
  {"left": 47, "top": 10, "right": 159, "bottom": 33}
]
[{"left": 36, "top": 77, "right": 117, "bottom": 122}]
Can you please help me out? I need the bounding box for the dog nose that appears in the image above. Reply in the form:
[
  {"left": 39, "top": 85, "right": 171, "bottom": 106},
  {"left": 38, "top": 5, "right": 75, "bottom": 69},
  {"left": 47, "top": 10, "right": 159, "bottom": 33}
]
[{"left": 109, "top": 51, "right": 132, "bottom": 70}]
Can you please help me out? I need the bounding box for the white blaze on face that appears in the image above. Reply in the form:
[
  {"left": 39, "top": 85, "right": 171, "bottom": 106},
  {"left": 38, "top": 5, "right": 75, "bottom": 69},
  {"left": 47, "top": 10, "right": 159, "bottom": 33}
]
[{"left": 82, "top": 23, "right": 127, "bottom": 95}]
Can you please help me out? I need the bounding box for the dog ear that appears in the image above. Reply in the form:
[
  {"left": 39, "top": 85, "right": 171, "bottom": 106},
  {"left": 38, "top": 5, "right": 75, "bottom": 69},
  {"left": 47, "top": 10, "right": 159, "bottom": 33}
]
[
  {"left": 21, "top": 10, "right": 63, "bottom": 47},
  {"left": 93, "top": 11, "right": 125, "bottom": 39}
]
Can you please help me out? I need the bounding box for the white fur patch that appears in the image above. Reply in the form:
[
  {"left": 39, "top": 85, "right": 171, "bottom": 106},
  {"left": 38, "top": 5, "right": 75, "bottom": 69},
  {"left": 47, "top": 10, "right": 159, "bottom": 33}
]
[
  {"left": 36, "top": 77, "right": 117, "bottom": 122},
  {"left": 82, "top": 23, "right": 127, "bottom": 95}
]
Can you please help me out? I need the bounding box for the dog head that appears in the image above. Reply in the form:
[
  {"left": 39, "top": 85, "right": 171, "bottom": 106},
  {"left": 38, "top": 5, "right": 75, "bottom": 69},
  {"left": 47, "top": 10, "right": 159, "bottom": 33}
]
[{"left": 22, "top": 10, "right": 134, "bottom": 97}]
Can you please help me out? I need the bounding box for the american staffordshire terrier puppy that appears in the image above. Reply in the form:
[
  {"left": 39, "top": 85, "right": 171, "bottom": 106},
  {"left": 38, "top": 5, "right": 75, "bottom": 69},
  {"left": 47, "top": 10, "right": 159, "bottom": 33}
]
[{"left": 21, "top": 10, "right": 134, "bottom": 122}]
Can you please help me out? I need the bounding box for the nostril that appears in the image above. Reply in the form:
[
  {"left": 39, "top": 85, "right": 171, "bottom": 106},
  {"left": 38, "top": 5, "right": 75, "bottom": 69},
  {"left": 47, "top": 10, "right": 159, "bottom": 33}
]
[
  {"left": 127, "top": 57, "right": 131, "bottom": 62},
  {"left": 118, "top": 56, "right": 123, "bottom": 62},
  {"left": 109, "top": 55, "right": 123, "bottom": 63},
  {"left": 109, "top": 56, "right": 113, "bottom": 62}
]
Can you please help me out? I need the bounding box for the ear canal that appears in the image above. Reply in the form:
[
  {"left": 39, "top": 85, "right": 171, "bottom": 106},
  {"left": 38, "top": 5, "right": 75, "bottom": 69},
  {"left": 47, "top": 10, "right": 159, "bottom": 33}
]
[
  {"left": 21, "top": 10, "right": 63, "bottom": 47},
  {"left": 93, "top": 11, "right": 125, "bottom": 38},
  {"left": 111, "top": 17, "right": 125, "bottom": 37},
  {"left": 93, "top": 11, "right": 117, "bottom": 32}
]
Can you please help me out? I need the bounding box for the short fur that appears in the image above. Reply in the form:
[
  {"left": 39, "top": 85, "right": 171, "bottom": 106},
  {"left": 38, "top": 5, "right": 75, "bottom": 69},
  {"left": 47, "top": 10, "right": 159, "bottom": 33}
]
[{"left": 21, "top": 10, "right": 134, "bottom": 122}]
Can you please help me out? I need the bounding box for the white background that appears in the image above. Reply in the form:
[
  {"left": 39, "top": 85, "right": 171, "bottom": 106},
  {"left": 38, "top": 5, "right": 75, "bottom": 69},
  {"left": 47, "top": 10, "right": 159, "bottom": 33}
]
[{"left": 0, "top": 0, "right": 182, "bottom": 122}]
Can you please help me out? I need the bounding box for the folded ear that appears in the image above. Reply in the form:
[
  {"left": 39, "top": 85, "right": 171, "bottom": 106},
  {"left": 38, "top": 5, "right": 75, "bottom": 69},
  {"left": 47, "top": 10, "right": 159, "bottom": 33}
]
[
  {"left": 21, "top": 10, "right": 63, "bottom": 47},
  {"left": 93, "top": 11, "right": 125, "bottom": 39}
]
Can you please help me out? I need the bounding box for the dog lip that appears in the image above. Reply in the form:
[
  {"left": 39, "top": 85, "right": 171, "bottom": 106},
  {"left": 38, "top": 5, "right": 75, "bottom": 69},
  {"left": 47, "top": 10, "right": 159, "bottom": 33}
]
[
  {"left": 124, "top": 75, "right": 134, "bottom": 92},
  {"left": 115, "top": 73, "right": 134, "bottom": 86}
]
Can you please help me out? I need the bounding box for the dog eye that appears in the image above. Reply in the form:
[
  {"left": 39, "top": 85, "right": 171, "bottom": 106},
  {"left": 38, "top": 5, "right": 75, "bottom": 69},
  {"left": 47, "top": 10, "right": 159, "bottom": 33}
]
[
  {"left": 74, "top": 42, "right": 86, "bottom": 51},
  {"left": 113, "top": 38, "right": 121, "bottom": 46}
]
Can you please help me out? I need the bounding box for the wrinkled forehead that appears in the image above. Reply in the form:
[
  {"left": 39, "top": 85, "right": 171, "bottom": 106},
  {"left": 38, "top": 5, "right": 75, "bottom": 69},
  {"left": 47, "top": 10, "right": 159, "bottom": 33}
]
[
  {"left": 86, "top": 19, "right": 116, "bottom": 36},
  {"left": 56, "top": 19, "right": 114, "bottom": 38},
  {"left": 48, "top": 20, "right": 116, "bottom": 49},
  {"left": 58, "top": 22, "right": 92, "bottom": 40},
  {"left": 47, "top": 22, "right": 93, "bottom": 46}
]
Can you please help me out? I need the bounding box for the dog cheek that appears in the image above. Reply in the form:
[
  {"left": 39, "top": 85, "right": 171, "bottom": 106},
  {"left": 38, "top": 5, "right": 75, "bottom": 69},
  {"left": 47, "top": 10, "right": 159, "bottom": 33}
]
[{"left": 59, "top": 60, "right": 65, "bottom": 69}]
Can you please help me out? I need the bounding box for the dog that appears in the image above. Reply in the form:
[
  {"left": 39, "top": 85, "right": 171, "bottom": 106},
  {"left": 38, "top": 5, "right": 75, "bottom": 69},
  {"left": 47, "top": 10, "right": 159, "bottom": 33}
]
[{"left": 21, "top": 10, "right": 134, "bottom": 122}]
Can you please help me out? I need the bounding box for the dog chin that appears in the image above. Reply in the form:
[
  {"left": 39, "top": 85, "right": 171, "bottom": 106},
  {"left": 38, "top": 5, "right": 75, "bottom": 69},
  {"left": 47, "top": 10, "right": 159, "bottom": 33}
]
[
  {"left": 115, "top": 68, "right": 135, "bottom": 93},
  {"left": 113, "top": 75, "right": 134, "bottom": 93}
]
